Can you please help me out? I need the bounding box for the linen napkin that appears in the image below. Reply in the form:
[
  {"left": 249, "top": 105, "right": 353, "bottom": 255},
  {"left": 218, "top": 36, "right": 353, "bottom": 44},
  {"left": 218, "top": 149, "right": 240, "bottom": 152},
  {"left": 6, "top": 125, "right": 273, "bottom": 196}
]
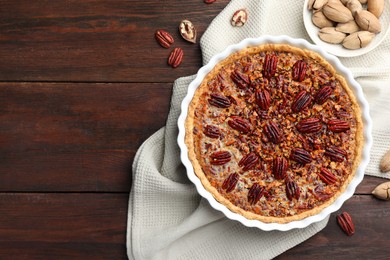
[{"left": 128, "top": 0, "right": 390, "bottom": 259}]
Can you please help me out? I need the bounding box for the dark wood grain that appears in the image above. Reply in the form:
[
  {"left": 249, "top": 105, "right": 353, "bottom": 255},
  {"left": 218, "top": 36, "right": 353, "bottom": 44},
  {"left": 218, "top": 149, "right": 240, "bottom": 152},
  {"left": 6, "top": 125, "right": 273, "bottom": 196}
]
[
  {"left": 0, "top": 82, "right": 171, "bottom": 191},
  {"left": 277, "top": 195, "right": 390, "bottom": 259},
  {"left": 0, "top": 0, "right": 230, "bottom": 83},
  {"left": 0, "top": 194, "right": 388, "bottom": 259},
  {"left": 0, "top": 193, "right": 128, "bottom": 259}
]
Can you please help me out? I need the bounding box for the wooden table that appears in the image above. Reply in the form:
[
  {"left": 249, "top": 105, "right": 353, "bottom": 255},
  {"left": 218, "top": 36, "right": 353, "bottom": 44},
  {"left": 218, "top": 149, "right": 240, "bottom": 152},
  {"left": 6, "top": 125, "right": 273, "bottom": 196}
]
[{"left": 0, "top": 1, "right": 389, "bottom": 259}]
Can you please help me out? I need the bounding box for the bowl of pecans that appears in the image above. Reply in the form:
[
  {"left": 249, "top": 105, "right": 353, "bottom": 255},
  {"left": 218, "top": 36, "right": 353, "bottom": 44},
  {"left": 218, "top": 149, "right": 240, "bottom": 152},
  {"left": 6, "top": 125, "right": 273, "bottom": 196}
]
[
  {"left": 303, "top": 0, "right": 390, "bottom": 57},
  {"left": 178, "top": 35, "right": 372, "bottom": 231}
]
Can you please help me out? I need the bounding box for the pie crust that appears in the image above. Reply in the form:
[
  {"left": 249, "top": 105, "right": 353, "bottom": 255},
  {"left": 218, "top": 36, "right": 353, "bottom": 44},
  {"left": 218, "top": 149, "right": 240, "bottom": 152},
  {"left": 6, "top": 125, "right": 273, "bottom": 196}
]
[{"left": 185, "top": 44, "right": 363, "bottom": 224}]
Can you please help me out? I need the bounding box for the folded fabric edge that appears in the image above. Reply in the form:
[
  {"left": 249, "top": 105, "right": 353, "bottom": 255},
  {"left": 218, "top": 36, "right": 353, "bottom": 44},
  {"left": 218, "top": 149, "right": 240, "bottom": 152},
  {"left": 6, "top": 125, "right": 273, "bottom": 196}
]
[{"left": 127, "top": 128, "right": 165, "bottom": 260}]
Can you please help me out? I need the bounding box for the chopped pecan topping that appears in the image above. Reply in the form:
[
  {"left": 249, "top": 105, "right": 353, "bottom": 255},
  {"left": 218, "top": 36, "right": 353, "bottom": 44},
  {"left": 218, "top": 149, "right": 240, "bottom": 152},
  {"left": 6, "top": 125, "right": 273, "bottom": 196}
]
[
  {"left": 290, "top": 148, "right": 312, "bottom": 164},
  {"left": 263, "top": 54, "right": 278, "bottom": 78},
  {"left": 327, "top": 119, "right": 350, "bottom": 133},
  {"left": 203, "top": 125, "right": 221, "bottom": 139},
  {"left": 312, "top": 188, "right": 333, "bottom": 201},
  {"left": 222, "top": 173, "right": 239, "bottom": 193},
  {"left": 273, "top": 156, "right": 288, "bottom": 180},
  {"left": 210, "top": 151, "right": 231, "bottom": 165},
  {"left": 208, "top": 93, "right": 231, "bottom": 108},
  {"left": 239, "top": 152, "right": 259, "bottom": 171},
  {"left": 318, "top": 167, "right": 337, "bottom": 184},
  {"left": 255, "top": 89, "right": 271, "bottom": 110},
  {"left": 228, "top": 116, "right": 251, "bottom": 133},
  {"left": 292, "top": 60, "right": 307, "bottom": 82},
  {"left": 315, "top": 86, "right": 333, "bottom": 104},
  {"left": 263, "top": 121, "right": 282, "bottom": 144},
  {"left": 286, "top": 180, "right": 300, "bottom": 201},
  {"left": 248, "top": 183, "right": 265, "bottom": 205},
  {"left": 325, "top": 146, "right": 347, "bottom": 162},
  {"left": 296, "top": 117, "right": 322, "bottom": 133},
  {"left": 230, "top": 69, "right": 250, "bottom": 89},
  {"left": 291, "top": 90, "right": 312, "bottom": 112}
]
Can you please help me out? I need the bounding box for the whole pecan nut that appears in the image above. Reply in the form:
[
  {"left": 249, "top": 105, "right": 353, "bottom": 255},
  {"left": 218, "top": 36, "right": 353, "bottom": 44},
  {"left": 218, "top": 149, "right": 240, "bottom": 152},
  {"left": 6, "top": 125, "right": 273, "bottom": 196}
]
[
  {"left": 222, "top": 173, "right": 239, "bottom": 193},
  {"left": 208, "top": 93, "right": 231, "bottom": 108},
  {"left": 286, "top": 180, "right": 300, "bottom": 201},
  {"left": 315, "top": 86, "right": 333, "bottom": 104},
  {"left": 263, "top": 121, "right": 282, "bottom": 144},
  {"left": 203, "top": 125, "right": 221, "bottom": 139},
  {"left": 155, "top": 29, "right": 174, "bottom": 48},
  {"left": 263, "top": 54, "right": 278, "bottom": 78},
  {"left": 239, "top": 152, "right": 259, "bottom": 171},
  {"left": 292, "top": 90, "right": 312, "bottom": 112},
  {"left": 290, "top": 148, "right": 312, "bottom": 164},
  {"left": 231, "top": 8, "right": 248, "bottom": 27},
  {"left": 247, "top": 183, "right": 265, "bottom": 205},
  {"left": 167, "top": 47, "right": 184, "bottom": 68},
  {"left": 325, "top": 145, "right": 347, "bottom": 162},
  {"left": 296, "top": 117, "right": 322, "bottom": 133},
  {"left": 179, "top": 19, "right": 197, "bottom": 43},
  {"left": 337, "top": 212, "right": 355, "bottom": 236},
  {"left": 228, "top": 116, "right": 251, "bottom": 133},
  {"left": 327, "top": 119, "right": 350, "bottom": 132},
  {"left": 210, "top": 151, "right": 231, "bottom": 165},
  {"left": 292, "top": 60, "right": 307, "bottom": 82},
  {"left": 318, "top": 167, "right": 337, "bottom": 184},
  {"left": 255, "top": 89, "right": 271, "bottom": 110},
  {"left": 273, "top": 156, "right": 288, "bottom": 180},
  {"left": 231, "top": 69, "right": 250, "bottom": 89}
]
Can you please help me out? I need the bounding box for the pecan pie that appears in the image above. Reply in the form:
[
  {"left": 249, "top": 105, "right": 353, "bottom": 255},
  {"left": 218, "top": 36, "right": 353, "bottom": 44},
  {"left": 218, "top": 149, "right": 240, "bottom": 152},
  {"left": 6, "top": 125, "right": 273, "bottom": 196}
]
[{"left": 185, "top": 44, "right": 363, "bottom": 224}]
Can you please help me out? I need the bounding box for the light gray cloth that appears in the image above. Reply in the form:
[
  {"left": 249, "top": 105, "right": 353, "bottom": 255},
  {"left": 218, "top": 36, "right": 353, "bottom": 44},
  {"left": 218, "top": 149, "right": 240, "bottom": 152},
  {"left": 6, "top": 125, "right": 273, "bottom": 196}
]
[{"left": 128, "top": 0, "right": 390, "bottom": 259}]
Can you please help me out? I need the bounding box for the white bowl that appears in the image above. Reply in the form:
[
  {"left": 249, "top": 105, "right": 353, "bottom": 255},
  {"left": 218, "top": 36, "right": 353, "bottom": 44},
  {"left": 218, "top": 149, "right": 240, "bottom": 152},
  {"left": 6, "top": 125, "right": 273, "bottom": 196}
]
[
  {"left": 303, "top": 0, "right": 390, "bottom": 57},
  {"left": 177, "top": 35, "right": 372, "bottom": 231}
]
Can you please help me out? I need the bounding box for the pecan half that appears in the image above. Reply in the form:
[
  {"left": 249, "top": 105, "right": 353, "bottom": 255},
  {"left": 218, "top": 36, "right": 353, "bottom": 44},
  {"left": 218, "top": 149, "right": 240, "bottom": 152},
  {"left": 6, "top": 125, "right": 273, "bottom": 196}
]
[
  {"left": 222, "top": 173, "right": 239, "bottom": 193},
  {"left": 286, "top": 180, "right": 300, "bottom": 201},
  {"left": 248, "top": 183, "right": 265, "bottom": 205},
  {"left": 292, "top": 90, "right": 312, "bottom": 112},
  {"left": 167, "top": 48, "right": 184, "bottom": 68},
  {"left": 263, "top": 121, "right": 282, "bottom": 144},
  {"left": 155, "top": 29, "right": 174, "bottom": 48},
  {"left": 230, "top": 69, "right": 250, "bottom": 89},
  {"left": 255, "top": 89, "right": 271, "bottom": 110},
  {"left": 318, "top": 167, "right": 337, "bottom": 184},
  {"left": 263, "top": 54, "right": 278, "bottom": 78},
  {"left": 273, "top": 156, "right": 288, "bottom": 180},
  {"left": 290, "top": 148, "right": 312, "bottom": 164},
  {"left": 315, "top": 86, "right": 333, "bottom": 104},
  {"left": 203, "top": 125, "right": 221, "bottom": 139},
  {"left": 239, "top": 152, "right": 259, "bottom": 171},
  {"left": 292, "top": 60, "right": 307, "bottom": 82},
  {"left": 327, "top": 119, "right": 350, "bottom": 133},
  {"left": 325, "top": 146, "right": 347, "bottom": 162},
  {"left": 296, "top": 117, "right": 322, "bottom": 133},
  {"left": 231, "top": 8, "right": 248, "bottom": 27},
  {"left": 337, "top": 212, "right": 355, "bottom": 236},
  {"left": 210, "top": 151, "right": 231, "bottom": 165},
  {"left": 228, "top": 116, "right": 251, "bottom": 133},
  {"left": 179, "top": 19, "right": 197, "bottom": 43},
  {"left": 208, "top": 93, "right": 231, "bottom": 108}
]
